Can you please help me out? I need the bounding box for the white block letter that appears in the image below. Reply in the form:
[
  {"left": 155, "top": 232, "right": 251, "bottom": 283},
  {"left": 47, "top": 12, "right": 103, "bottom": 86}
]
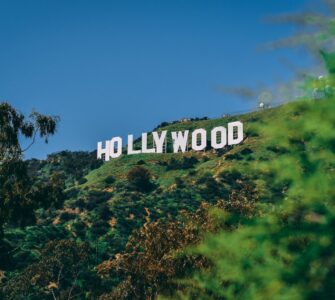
[
  {"left": 127, "top": 134, "right": 141, "bottom": 155},
  {"left": 153, "top": 131, "right": 167, "bottom": 153},
  {"left": 142, "top": 132, "right": 155, "bottom": 154},
  {"left": 211, "top": 126, "right": 227, "bottom": 149},
  {"left": 192, "top": 128, "right": 207, "bottom": 151},
  {"left": 110, "top": 137, "right": 122, "bottom": 158},
  {"left": 171, "top": 130, "right": 189, "bottom": 153},
  {"left": 97, "top": 140, "right": 111, "bottom": 161},
  {"left": 228, "top": 121, "right": 244, "bottom": 145}
]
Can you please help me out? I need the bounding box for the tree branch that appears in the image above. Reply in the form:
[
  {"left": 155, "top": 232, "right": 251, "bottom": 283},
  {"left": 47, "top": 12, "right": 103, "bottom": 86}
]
[
  {"left": 67, "top": 271, "right": 81, "bottom": 300},
  {"left": 21, "top": 130, "right": 37, "bottom": 153}
]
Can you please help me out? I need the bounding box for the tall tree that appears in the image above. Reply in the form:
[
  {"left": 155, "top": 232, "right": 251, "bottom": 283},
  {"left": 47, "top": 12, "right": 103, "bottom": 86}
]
[{"left": 0, "top": 102, "right": 59, "bottom": 242}]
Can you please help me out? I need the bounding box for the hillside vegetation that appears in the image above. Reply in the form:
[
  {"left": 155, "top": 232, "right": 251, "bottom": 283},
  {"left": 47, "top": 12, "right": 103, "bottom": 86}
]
[
  {"left": 1, "top": 96, "right": 334, "bottom": 299},
  {"left": 22, "top": 105, "right": 279, "bottom": 259}
]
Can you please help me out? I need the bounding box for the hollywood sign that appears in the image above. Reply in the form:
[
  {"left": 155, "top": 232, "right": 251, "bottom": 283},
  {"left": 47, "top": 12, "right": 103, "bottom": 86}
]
[{"left": 97, "top": 121, "right": 243, "bottom": 161}]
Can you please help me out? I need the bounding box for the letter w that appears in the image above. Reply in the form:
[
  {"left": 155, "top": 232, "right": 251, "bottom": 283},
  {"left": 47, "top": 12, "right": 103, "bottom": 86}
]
[{"left": 171, "top": 131, "right": 189, "bottom": 153}]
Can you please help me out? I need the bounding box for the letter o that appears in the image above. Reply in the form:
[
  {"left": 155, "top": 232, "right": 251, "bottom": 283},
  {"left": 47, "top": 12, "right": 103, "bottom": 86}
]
[
  {"left": 110, "top": 137, "right": 122, "bottom": 158},
  {"left": 211, "top": 126, "right": 227, "bottom": 149},
  {"left": 192, "top": 128, "right": 207, "bottom": 151}
]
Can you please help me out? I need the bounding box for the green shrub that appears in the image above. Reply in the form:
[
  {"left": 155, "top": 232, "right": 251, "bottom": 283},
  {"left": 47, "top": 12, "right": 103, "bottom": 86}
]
[
  {"left": 77, "top": 177, "right": 88, "bottom": 185},
  {"left": 179, "top": 98, "right": 335, "bottom": 300},
  {"left": 59, "top": 212, "right": 75, "bottom": 222},
  {"left": 104, "top": 175, "right": 116, "bottom": 185},
  {"left": 174, "top": 177, "right": 185, "bottom": 188},
  {"left": 127, "top": 166, "right": 155, "bottom": 193},
  {"left": 166, "top": 156, "right": 198, "bottom": 170}
]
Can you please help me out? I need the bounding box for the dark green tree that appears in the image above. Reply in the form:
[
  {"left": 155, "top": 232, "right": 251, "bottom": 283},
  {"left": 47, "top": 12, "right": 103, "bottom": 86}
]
[
  {"left": 0, "top": 102, "right": 59, "bottom": 241},
  {"left": 127, "top": 166, "right": 154, "bottom": 193},
  {"left": 2, "top": 240, "right": 94, "bottom": 300}
]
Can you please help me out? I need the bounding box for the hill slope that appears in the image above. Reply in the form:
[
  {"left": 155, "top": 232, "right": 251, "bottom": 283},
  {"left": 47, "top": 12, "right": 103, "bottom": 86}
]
[
  {"left": 4, "top": 103, "right": 293, "bottom": 267},
  {"left": 2, "top": 97, "right": 334, "bottom": 300}
]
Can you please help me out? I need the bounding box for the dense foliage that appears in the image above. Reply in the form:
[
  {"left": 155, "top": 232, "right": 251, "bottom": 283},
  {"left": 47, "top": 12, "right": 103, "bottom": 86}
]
[
  {"left": 2, "top": 94, "right": 332, "bottom": 299},
  {"left": 172, "top": 97, "right": 335, "bottom": 300},
  {"left": 0, "top": 103, "right": 59, "bottom": 269}
]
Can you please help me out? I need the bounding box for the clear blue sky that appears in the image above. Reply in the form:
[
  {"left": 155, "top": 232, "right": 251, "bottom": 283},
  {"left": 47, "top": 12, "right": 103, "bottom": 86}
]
[{"left": 0, "top": 0, "right": 314, "bottom": 159}]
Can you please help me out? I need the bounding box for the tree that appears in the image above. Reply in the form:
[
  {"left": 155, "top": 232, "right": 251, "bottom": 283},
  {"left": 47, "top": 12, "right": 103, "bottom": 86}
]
[
  {"left": 2, "top": 240, "right": 94, "bottom": 300},
  {"left": 0, "top": 102, "right": 59, "bottom": 241},
  {"left": 32, "top": 172, "right": 66, "bottom": 213},
  {"left": 127, "top": 166, "right": 154, "bottom": 193},
  {"left": 96, "top": 202, "right": 241, "bottom": 299},
  {"left": 96, "top": 220, "right": 200, "bottom": 299}
]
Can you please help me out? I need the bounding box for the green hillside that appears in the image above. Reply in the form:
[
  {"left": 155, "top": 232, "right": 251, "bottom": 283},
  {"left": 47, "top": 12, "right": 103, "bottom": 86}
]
[
  {"left": 81, "top": 107, "right": 276, "bottom": 187},
  {"left": 1, "top": 103, "right": 293, "bottom": 263},
  {"left": 1, "top": 97, "right": 334, "bottom": 299},
  {"left": 47, "top": 107, "right": 272, "bottom": 245},
  {"left": 1, "top": 107, "right": 284, "bottom": 256}
]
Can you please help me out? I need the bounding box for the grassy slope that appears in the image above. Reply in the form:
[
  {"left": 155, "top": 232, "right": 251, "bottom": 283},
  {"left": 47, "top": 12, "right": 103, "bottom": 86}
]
[
  {"left": 81, "top": 103, "right": 284, "bottom": 192},
  {"left": 5, "top": 102, "right": 296, "bottom": 268}
]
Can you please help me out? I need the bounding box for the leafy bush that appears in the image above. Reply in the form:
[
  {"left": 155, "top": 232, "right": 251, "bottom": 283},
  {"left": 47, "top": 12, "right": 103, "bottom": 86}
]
[
  {"left": 96, "top": 204, "right": 111, "bottom": 221},
  {"left": 2, "top": 240, "right": 93, "bottom": 300},
  {"left": 72, "top": 221, "right": 87, "bottom": 237},
  {"left": 240, "top": 147, "right": 253, "bottom": 155},
  {"left": 59, "top": 211, "right": 75, "bottom": 222},
  {"left": 225, "top": 152, "right": 243, "bottom": 160},
  {"left": 90, "top": 220, "right": 110, "bottom": 236},
  {"left": 166, "top": 156, "right": 198, "bottom": 170},
  {"left": 77, "top": 177, "right": 88, "bottom": 185},
  {"left": 65, "top": 187, "right": 80, "bottom": 199},
  {"left": 127, "top": 166, "right": 155, "bottom": 193},
  {"left": 188, "top": 169, "right": 197, "bottom": 176},
  {"left": 174, "top": 177, "right": 185, "bottom": 188},
  {"left": 96, "top": 207, "right": 214, "bottom": 299},
  {"left": 104, "top": 175, "right": 116, "bottom": 185},
  {"left": 176, "top": 98, "right": 335, "bottom": 300}
]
